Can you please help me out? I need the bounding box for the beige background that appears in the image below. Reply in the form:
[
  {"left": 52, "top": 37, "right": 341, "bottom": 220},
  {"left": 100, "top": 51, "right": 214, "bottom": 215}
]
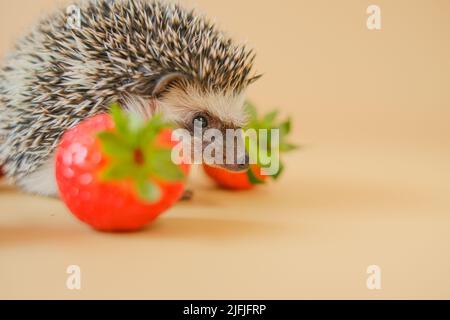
[{"left": 1, "top": 0, "right": 450, "bottom": 299}]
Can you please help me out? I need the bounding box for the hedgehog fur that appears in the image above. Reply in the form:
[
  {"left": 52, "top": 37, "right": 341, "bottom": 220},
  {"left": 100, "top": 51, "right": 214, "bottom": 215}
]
[{"left": 0, "top": 0, "right": 259, "bottom": 195}]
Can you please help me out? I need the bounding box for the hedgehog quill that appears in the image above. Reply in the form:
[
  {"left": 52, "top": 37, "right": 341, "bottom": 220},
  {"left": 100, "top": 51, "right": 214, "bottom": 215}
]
[{"left": 0, "top": 0, "right": 260, "bottom": 196}]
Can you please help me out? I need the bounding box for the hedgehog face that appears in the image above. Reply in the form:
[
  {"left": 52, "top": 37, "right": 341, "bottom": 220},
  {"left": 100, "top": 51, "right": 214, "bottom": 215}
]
[
  {"left": 155, "top": 81, "right": 250, "bottom": 172},
  {"left": 122, "top": 77, "right": 250, "bottom": 171},
  {"left": 124, "top": 67, "right": 255, "bottom": 171}
]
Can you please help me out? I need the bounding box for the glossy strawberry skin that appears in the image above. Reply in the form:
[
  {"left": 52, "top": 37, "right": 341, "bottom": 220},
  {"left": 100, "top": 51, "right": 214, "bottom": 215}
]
[
  {"left": 203, "top": 164, "right": 267, "bottom": 190},
  {"left": 55, "top": 114, "right": 188, "bottom": 232}
]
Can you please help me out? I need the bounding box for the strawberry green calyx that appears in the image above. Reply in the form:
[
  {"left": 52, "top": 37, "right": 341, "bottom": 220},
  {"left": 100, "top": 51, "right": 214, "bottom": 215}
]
[
  {"left": 97, "top": 103, "right": 185, "bottom": 203},
  {"left": 244, "top": 102, "right": 298, "bottom": 184},
  {"left": 246, "top": 167, "right": 265, "bottom": 184}
]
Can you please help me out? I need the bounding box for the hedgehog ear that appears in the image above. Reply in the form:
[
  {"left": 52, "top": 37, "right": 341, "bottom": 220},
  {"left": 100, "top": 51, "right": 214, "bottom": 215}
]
[{"left": 152, "top": 72, "right": 187, "bottom": 97}]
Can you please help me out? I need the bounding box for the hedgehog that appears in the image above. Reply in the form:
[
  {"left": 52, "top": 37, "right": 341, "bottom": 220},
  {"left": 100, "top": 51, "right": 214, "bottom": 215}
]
[{"left": 0, "top": 0, "right": 260, "bottom": 196}]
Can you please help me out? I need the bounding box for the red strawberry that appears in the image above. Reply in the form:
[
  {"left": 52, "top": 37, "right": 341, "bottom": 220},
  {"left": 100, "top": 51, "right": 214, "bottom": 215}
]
[
  {"left": 203, "top": 164, "right": 267, "bottom": 190},
  {"left": 55, "top": 103, "right": 189, "bottom": 231},
  {"left": 203, "top": 102, "right": 297, "bottom": 190}
]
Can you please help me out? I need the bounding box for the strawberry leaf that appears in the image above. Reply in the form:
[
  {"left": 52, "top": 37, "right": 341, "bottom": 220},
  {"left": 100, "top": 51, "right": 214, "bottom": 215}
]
[
  {"left": 138, "top": 114, "right": 169, "bottom": 148},
  {"left": 100, "top": 161, "right": 133, "bottom": 181},
  {"left": 98, "top": 102, "right": 184, "bottom": 202},
  {"left": 136, "top": 179, "right": 161, "bottom": 202},
  {"left": 245, "top": 102, "right": 258, "bottom": 121},
  {"left": 279, "top": 118, "right": 291, "bottom": 136},
  {"left": 128, "top": 113, "right": 145, "bottom": 133},
  {"left": 263, "top": 110, "right": 278, "bottom": 125},
  {"left": 280, "top": 143, "right": 299, "bottom": 152},
  {"left": 97, "top": 131, "right": 132, "bottom": 160},
  {"left": 247, "top": 167, "right": 266, "bottom": 185},
  {"left": 110, "top": 103, "right": 128, "bottom": 136},
  {"left": 145, "top": 148, "right": 185, "bottom": 181}
]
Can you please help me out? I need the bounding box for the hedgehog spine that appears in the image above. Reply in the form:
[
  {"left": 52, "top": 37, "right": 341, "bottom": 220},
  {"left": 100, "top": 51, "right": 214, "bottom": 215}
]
[{"left": 0, "top": 0, "right": 259, "bottom": 195}]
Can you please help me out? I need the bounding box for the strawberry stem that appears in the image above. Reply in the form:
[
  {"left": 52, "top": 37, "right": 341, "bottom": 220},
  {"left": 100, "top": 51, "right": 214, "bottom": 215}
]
[{"left": 133, "top": 148, "right": 145, "bottom": 166}]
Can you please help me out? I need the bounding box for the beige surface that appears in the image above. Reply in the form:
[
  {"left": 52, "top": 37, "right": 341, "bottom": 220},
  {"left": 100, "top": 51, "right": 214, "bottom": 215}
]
[{"left": 1, "top": 0, "right": 450, "bottom": 299}]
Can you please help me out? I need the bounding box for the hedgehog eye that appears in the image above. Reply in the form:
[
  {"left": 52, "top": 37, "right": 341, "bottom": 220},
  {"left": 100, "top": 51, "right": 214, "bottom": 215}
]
[{"left": 192, "top": 115, "right": 208, "bottom": 128}]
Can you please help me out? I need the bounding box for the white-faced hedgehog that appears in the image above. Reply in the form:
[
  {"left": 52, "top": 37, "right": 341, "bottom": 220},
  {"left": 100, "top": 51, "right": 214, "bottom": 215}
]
[{"left": 0, "top": 0, "right": 260, "bottom": 196}]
